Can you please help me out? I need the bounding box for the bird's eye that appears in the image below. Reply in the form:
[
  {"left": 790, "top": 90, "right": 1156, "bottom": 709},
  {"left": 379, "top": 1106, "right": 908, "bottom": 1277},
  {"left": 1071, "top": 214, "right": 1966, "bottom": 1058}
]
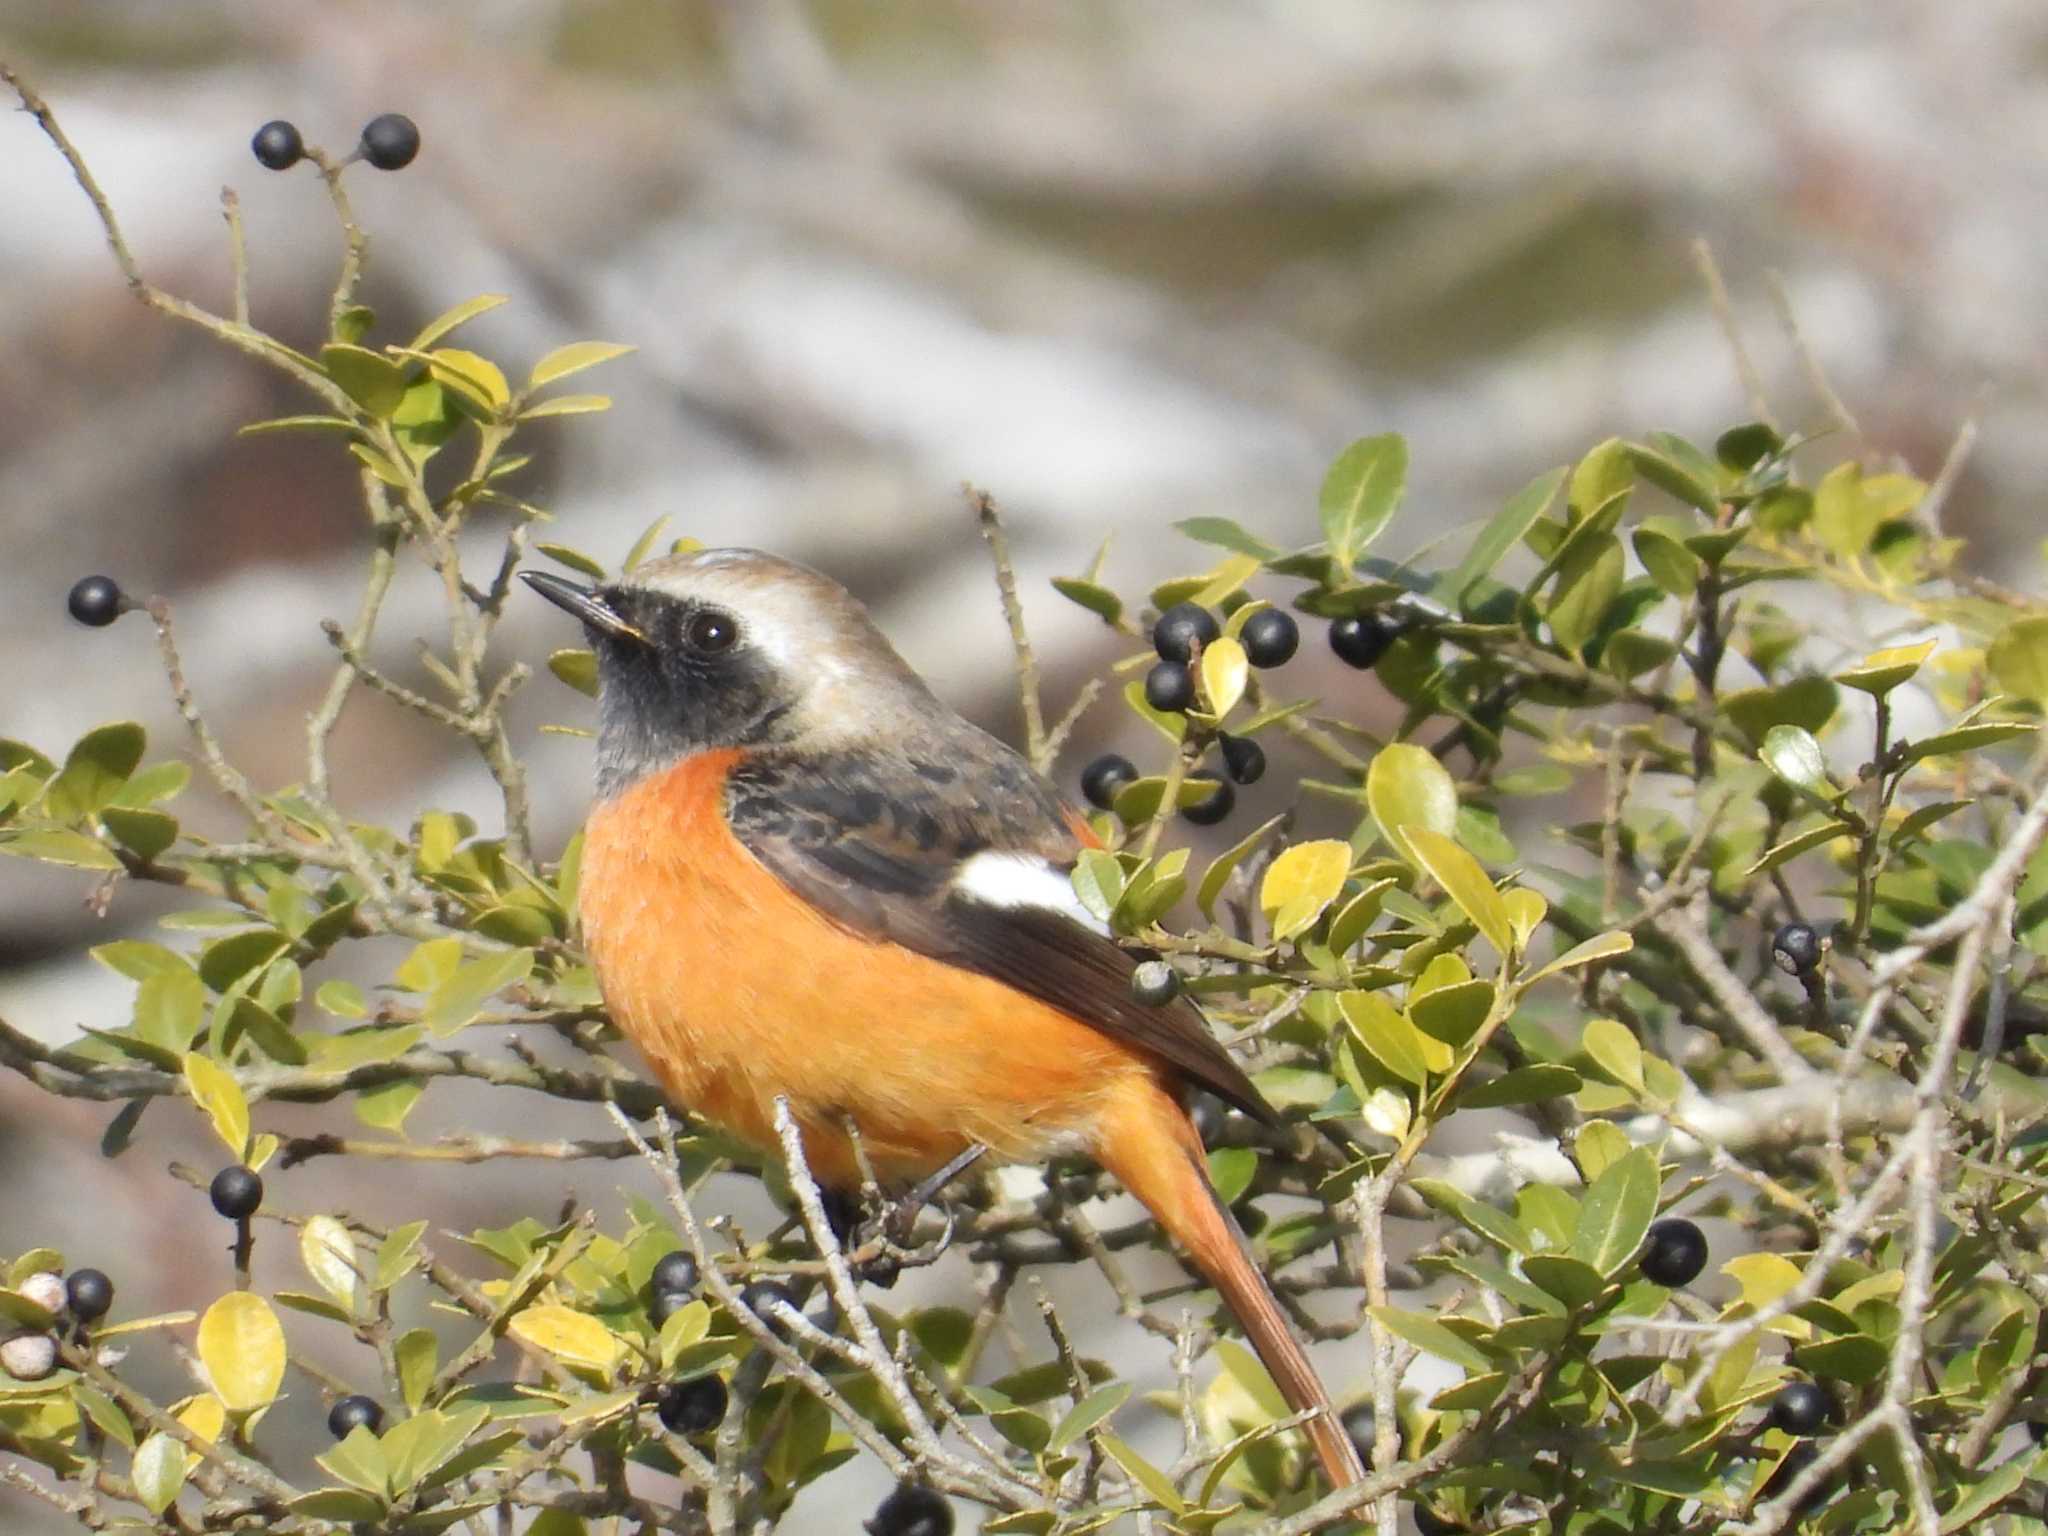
[{"left": 686, "top": 609, "right": 738, "bottom": 653}]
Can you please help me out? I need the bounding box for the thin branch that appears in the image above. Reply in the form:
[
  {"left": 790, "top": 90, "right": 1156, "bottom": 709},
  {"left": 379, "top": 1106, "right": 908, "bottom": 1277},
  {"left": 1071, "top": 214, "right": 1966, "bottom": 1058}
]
[{"left": 970, "top": 485, "right": 1049, "bottom": 771}]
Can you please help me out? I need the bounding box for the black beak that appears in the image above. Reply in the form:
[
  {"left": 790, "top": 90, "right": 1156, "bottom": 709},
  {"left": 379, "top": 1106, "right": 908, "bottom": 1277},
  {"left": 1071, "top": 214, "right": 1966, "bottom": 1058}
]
[{"left": 520, "top": 570, "right": 646, "bottom": 643}]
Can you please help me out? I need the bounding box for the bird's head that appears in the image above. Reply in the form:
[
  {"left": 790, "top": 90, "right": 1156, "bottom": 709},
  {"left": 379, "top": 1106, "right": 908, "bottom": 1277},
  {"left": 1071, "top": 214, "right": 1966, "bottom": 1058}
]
[{"left": 522, "top": 547, "right": 936, "bottom": 796}]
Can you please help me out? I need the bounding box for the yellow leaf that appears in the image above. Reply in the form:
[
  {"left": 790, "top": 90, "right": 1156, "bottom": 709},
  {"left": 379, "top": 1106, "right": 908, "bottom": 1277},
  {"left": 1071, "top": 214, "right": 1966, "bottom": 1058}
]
[
  {"left": 1366, "top": 744, "right": 1458, "bottom": 865},
  {"left": 1198, "top": 635, "right": 1249, "bottom": 718},
  {"left": 198, "top": 1293, "right": 286, "bottom": 1413},
  {"left": 507, "top": 1303, "right": 624, "bottom": 1373},
  {"left": 181, "top": 1052, "right": 249, "bottom": 1160},
  {"left": 527, "top": 340, "right": 636, "bottom": 391},
  {"left": 1258, "top": 840, "right": 1351, "bottom": 941},
  {"left": 1723, "top": 1252, "right": 1803, "bottom": 1310},
  {"left": 427, "top": 348, "right": 510, "bottom": 411},
  {"left": 1502, "top": 888, "right": 1548, "bottom": 952},
  {"left": 171, "top": 1393, "right": 226, "bottom": 1470},
  {"left": 300, "top": 1216, "right": 359, "bottom": 1313}
]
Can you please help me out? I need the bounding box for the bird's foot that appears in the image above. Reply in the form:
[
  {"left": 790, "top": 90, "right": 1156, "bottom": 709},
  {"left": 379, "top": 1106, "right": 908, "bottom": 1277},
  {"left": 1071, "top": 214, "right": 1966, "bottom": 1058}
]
[{"left": 817, "top": 1144, "right": 988, "bottom": 1287}]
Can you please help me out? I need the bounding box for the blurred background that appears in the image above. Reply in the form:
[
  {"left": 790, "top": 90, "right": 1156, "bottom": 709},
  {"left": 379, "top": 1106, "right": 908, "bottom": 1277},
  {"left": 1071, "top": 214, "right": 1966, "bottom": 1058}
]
[{"left": 2, "top": 2, "right": 2044, "bottom": 1529}]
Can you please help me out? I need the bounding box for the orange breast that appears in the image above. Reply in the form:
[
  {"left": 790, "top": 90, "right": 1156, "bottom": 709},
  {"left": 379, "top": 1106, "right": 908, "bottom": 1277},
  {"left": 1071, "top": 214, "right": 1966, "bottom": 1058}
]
[{"left": 577, "top": 751, "right": 1148, "bottom": 1188}]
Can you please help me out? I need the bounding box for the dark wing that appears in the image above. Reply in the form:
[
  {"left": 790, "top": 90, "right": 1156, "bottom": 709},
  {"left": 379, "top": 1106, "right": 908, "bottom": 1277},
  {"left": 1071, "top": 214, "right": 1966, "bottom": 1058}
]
[{"left": 726, "top": 749, "right": 1281, "bottom": 1127}]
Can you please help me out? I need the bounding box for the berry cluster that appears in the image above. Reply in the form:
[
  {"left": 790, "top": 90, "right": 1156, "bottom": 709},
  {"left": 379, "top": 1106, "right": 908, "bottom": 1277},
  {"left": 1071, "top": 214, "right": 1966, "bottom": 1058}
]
[
  {"left": 1, "top": 1266, "right": 114, "bottom": 1386},
  {"left": 1081, "top": 595, "right": 1409, "bottom": 831},
  {"left": 251, "top": 113, "right": 420, "bottom": 173}
]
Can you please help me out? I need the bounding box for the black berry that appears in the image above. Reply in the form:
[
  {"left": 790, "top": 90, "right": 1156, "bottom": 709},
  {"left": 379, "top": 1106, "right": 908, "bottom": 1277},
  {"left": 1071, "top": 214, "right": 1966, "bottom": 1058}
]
[
  {"left": 250, "top": 120, "right": 303, "bottom": 170},
  {"left": 1130, "top": 960, "right": 1182, "bottom": 1007},
  {"left": 1181, "top": 772, "right": 1235, "bottom": 826},
  {"left": 1328, "top": 611, "right": 1397, "bottom": 670},
  {"left": 64, "top": 1269, "right": 113, "bottom": 1323},
  {"left": 1152, "top": 602, "right": 1220, "bottom": 664},
  {"left": 656, "top": 1374, "right": 727, "bottom": 1436},
  {"left": 650, "top": 1251, "right": 699, "bottom": 1298},
  {"left": 326, "top": 1394, "right": 383, "bottom": 1439},
  {"left": 1772, "top": 922, "right": 1823, "bottom": 977},
  {"left": 1080, "top": 753, "right": 1138, "bottom": 811},
  {"left": 1239, "top": 607, "right": 1299, "bottom": 669},
  {"left": 1189, "top": 1096, "right": 1226, "bottom": 1145},
  {"left": 865, "top": 1483, "right": 954, "bottom": 1536},
  {"left": 209, "top": 1165, "right": 263, "bottom": 1221},
  {"left": 1341, "top": 1401, "right": 1375, "bottom": 1456},
  {"left": 650, "top": 1288, "right": 696, "bottom": 1328},
  {"left": 359, "top": 113, "right": 420, "bottom": 171},
  {"left": 2030, "top": 1418, "right": 2047, "bottom": 1444},
  {"left": 1639, "top": 1217, "right": 1709, "bottom": 1288},
  {"left": 1144, "top": 660, "right": 1196, "bottom": 714},
  {"left": 67, "top": 576, "right": 126, "bottom": 627},
  {"left": 738, "top": 1280, "right": 798, "bottom": 1333},
  {"left": 1218, "top": 733, "right": 1266, "bottom": 786},
  {"left": 1411, "top": 1502, "right": 1460, "bottom": 1536},
  {"left": 1768, "top": 1381, "right": 1831, "bottom": 1437}
]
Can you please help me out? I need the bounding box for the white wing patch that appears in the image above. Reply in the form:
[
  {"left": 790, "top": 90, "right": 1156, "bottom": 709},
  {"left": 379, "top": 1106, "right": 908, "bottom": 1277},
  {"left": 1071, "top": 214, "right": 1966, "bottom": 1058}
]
[{"left": 951, "top": 851, "right": 1110, "bottom": 936}]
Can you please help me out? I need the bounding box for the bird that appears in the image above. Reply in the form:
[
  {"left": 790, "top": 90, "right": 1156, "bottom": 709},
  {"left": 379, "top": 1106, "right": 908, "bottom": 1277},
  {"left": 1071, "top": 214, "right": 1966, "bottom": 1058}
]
[{"left": 522, "top": 547, "right": 1366, "bottom": 1490}]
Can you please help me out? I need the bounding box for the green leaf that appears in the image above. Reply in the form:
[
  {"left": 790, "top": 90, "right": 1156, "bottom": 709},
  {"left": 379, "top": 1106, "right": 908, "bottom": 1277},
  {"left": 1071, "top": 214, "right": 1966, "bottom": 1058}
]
[
  {"left": 1046, "top": 1380, "right": 1133, "bottom": 1452},
  {"left": 1901, "top": 723, "right": 2034, "bottom": 764},
  {"left": 181, "top": 1052, "right": 249, "bottom": 1160},
  {"left": 100, "top": 807, "right": 176, "bottom": 861},
  {"left": 1632, "top": 525, "right": 1700, "bottom": 598},
  {"left": 1522, "top": 1253, "right": 1607, "bottom": 1308},
  {"left": 1758, "top": 723, "right": 1829, "bottom": 793},
  {"left": 1196, "top": 815, "right": 1284, "bottom": 920},
  {"left": 1049, "top": 576, "right": 1122, "bottom": 625},
  {"left": 1099, "top": 1432, "right": 1185, "bottom": 1514},
  {"left": 1401, "top": 825, "right": 1513, "bottom": 960},
  {"left": 1174, "top": 516, "right": 1282, "bottom": 560},
  {"left": 1339, "top": 991, "right": 1433, "bottom": 1086},
  {"left": 536, "top": 543, "right": 608, "bottom": 581},
  {"left": 1746, "top": 819, "right": 1856, "bottom": 877},
  {"left": 423, "top": 949, "right": 535, "bottom": 1037},
  {"left": 1258, "top": 840, "right": 1350, "bottom": 941},
  {"left": 1547, "top": 531, "right": 1623, "bottom": 654},
  {"left": 1525, "top": 930, "right": 1632, "bottom": 986},
  {"left": 1624, "top": 437, "right": 1717, "bottom": 514},
  {"left": 197, "top": 930, "right": 290, "bottom": 993},
  {"left": 410, "top": 294, "right": 509, "bottom": 351},
  {"left": 1812, "top": 463, "right": 1922, "bottom": 557},
  {"left": 1457, "top": 1063, "right": 1581, "bottom": 1109},
  {"left": 1320, "top": 433, "right": 1406, "bottom": 569},
  {"left": 548, "top": 649, "right": 598, "bottom": 698},
  {"left": 320, "top": 343, "right": 409, "bottom": 418},
  {"left": 1441, "top": 467, "right": 1564, "bottom": 611},
  {"left": 237, "top": 414, "right": 361, "bottom": 438},
  {"left": 396, "top": 1327, "right": 438, "bottom": 1412},
  {"left": 1580, "top": 1018, "right": 1645, "bottom": 1092},
  {"left": 0, "top": 828, "right": 122, "bottom": 869},
  {"left": 197, "top": 1292, "right": 286, "bottom": 1412},
  {"left": 355, "top": 1080, "right": 424, "bottom": 1133},
  {"left": 528, "top": 341, "right": 636, "bottom": 391},
  {"left": 44, "top": 722, "right": 146, "bottom": 821},
  {"left": 1213, "top": 1338, "right": 1289, "bottom": 1420},
  {"left": 1724, "top": 677, "right": 1839, "bottom": 747},
  {"left": 1365, "top": 742, "right": 1458, "bottom": 866},
  {"left": 1367, "top": 1306, "right": 1496, "bottom": 1372},
  {"left": 1570, "top": 1147, "right": 1659, "bottom": 1275},
  {"left": 519, "top": 394, "right": 611, "bottom": 419},
  {"left": 1836, "top": 639, "right": 1937, "bottom": 699},
  {"left": 1988, "top": 617, "right": 2048, "bottom": 705},
  {"left": 131, "top": 1431, "right": 187, "bottom": 1514},
  {"left": 316, "top": 1424, "right": 390, "bottom": 1497}
]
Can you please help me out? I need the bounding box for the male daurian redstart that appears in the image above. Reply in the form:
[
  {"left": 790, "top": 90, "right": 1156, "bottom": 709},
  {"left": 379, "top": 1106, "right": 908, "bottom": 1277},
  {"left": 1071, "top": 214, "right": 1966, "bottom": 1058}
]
[{"left": 523, "top": 548, "right": 1366, "bottom": 1489}]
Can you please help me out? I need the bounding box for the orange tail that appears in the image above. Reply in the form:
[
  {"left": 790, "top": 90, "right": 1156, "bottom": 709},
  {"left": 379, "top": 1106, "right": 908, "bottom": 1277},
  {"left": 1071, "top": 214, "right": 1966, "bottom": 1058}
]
[{"left": 1095, "top": 1078, "right": 1366, "bottom": 1490}]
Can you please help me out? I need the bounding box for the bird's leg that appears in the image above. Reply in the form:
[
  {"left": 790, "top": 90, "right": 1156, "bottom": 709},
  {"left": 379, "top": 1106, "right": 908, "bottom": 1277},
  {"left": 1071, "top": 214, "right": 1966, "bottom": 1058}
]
[{"left": 884, "top": 1142, "right": 988, "bottom": 1247}]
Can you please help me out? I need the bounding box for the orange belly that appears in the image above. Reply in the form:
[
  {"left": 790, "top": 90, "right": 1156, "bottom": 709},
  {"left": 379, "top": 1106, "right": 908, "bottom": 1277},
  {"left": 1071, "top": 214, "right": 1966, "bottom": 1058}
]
[{"left": 577, "top": 750, "right": 1148, "bottom": 1188}]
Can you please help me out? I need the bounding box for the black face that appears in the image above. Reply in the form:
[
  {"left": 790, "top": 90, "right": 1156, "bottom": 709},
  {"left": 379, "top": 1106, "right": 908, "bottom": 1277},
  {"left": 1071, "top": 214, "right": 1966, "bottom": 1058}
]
[{"left": 521, "top": 572, "right": 795, "bottom": 794}]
